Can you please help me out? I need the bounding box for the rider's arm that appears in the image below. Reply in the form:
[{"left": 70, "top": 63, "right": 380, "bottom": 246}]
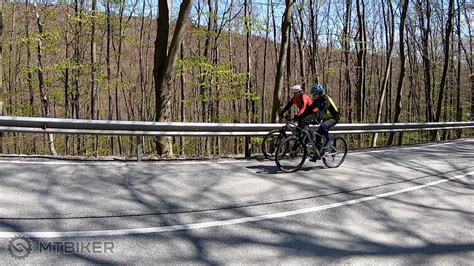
[
  {"left": 298, "top": 94, "right": 312, "bottom": 116},
  {"left": 280, "top": 100, "right": 293, "bottom": 115},
  {"left": 320, "top": 95, "right": 330, "bottom": 116}
]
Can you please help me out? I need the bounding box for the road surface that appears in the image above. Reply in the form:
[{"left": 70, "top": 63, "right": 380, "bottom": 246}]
[{"left": 0, "top": 139, "right": 473, "bottom": 264}]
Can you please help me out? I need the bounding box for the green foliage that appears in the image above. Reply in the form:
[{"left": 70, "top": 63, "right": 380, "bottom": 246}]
[
  {"left": 4, "top": 103, "right": 36, "bottom": 117},
  {"left": 252, "top": 137, "right": 263, "bottom": 145},
  {"left": 239, "top": 16, "right": 267, "bottom": 33},
  {"left": 192, "top": 27, "right": 210, "bottom": 39},
  {"left": 177, "top": 56, "right": 249, "bottom": 103},
  {"left": 176, "top": 138, "right": 202, "bottom": 156}
]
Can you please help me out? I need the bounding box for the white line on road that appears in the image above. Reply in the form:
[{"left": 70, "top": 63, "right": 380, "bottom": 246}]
[
  {"left": 350, "top": 138, "right": 474, "bottom": 154},
  {"left": 0, "top": 171, "right": 472, "bottom": 238}
]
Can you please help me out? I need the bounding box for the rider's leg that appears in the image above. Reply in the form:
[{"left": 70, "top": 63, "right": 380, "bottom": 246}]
[
  {"left": 318, "top": 122, "right": 331, "bottom": 146},
  {"left": 299, "top": 113, "right": 318, "bottom": 144},
  {"left": 318, "top": 119, "right": 337, "bottom": 148}
]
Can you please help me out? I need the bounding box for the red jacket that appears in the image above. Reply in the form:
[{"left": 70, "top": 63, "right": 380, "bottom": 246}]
[{"left": 292, "top": 94, "right": 318, "bottom": 116}]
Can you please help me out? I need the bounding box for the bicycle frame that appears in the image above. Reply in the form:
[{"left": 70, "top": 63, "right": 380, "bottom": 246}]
[{"left": 293, "top": 123, "right": 328, "bottom": 159}]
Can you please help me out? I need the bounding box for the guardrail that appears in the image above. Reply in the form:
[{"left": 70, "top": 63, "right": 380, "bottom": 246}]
[{"left": 0, "top": 116, "right": 473, "bottom": 159}]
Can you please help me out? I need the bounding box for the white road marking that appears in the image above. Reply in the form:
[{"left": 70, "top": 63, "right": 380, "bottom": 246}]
[
  {"left": 350, "top": 138, "right": 474, "bottom": 154},
  {"left": 0, "top": 171, "right": 472, "bottom": 238},
  {"left": 0, "top": 138, "right": 471, "bottom": 166}
]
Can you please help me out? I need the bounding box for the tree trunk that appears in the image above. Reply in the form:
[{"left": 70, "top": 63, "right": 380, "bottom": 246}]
[
  {"left": 296, "top": 2, "right": 306, "bottom": 86},
  {"left": 91, "top": 0, "right": 98, "bottom": 120},
  {"left": 434, "top": 0, "right": 455, "bottom": 123},
  {"left": 308, "top": 0, "right": 319, "bottom": 82},
  {"left": 356, "top": 0, "right": 367, "bottom": 123},
  {"left": 245, "top": 0, "right": 253, "bottom": 123},
  {"left": 179, "top": 42, "right": 186, "bottom": 154},
  {"left": 34, "top": 7, "right": 57, "bottom": 156},
  {"left": 106, "top": 0, "right": 114, "bottom": 154},
  {"left": 373, "top": 0, "right": 394, "bottom": 147},
  {"left": 139, "top": 0, "right": 146, "bottom": 121},
  {"left": 271, "top": 0, "right": 294, "bottom": 123},
  {"left": 91, "top": 0, "right": 98, "bottom": 156},
  {"left": 154, "top": 0, "right": 193, "bottom": 155},
  {"left": 387, "top": 0, "right": 409, "bottom": 145},
  {"left": 464, "top": 2, "right": 474, "bottom": 119},
  {"left": 418, "top": 0, "right": 434, "bottom": 124},
  {"left": 455, "top": 0, "right": 462, "bottom": 137},
  {"left": 115, "top": 0, "right": 125, "bottom": 154},
  {"left": 261, "top": 1, "right": 271, "bottom": 123},
  {"left": 73, "top": 0, "right": 83, "bottom": 155},
  {"left": 343, "top": 0, "right": 352, "bottom": 123},
  {"left": 63, "top": 3, "right": 70, "bottom": 154}
]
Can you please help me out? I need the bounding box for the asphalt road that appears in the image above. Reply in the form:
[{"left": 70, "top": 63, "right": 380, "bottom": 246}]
[{"left": 0, "top": 139, "right": 473, "bottom": 264}]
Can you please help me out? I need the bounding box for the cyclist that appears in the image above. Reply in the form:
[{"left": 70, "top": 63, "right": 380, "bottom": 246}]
[
  {"left": 279, "top": 85, "right": 319, "bottom": 126},
  {"left": 306, "top": 84, "right": 340, "bottom": 151}
]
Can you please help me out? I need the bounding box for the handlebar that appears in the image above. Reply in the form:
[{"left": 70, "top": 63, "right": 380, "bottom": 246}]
[{"left": 279, "top": 113, "right": 321, "bottom": 126}]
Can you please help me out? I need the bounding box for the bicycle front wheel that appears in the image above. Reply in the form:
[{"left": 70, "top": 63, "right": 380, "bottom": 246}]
[
  {"left": 275, "top": 136, "right": 307, "bottom": 173},
  {"left": 262, "top": 129, "right": 282, "bottom": 160},
  {"left": 322, "top": 136, "right": 347, "bottom": 168}
]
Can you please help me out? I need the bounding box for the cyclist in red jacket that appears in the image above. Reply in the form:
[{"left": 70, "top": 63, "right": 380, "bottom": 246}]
[{"left": 279, "top": 85, "right": 319, "bottom": 126}]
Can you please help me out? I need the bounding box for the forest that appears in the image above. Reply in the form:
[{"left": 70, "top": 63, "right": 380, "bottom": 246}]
[{"left": 0, "top": 0, "right": 472, "bottom": 158}]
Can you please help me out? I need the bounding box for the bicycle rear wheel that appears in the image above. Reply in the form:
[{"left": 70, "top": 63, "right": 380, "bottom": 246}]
[
  {"left": 322, "top": 136, "right": 347, "bottom": 168},
  {"left": 275, "top": 136, "right": 306, "bottom": 173},
  {"left": 262, "top": 129, "right": 281, "bottom": 160}
]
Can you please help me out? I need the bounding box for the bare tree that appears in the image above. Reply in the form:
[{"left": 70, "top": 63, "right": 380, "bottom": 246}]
[
  {"left": 434, "top": 0, "right": 455, "bottom": 123},
  {"left": 455, "top": 0, "right": 462, "bottom": 138},
  {"left": 387, "top": 0, "right": 409, "bottom": 145},
  {"left": 90, "top": 0, "right": 98, "bottom": 120},
  {"left": 271, "top": 0, "right": 295, "bottom": 123},
  {"left": 261, "top": 1, "right": 271, "bottom": 123},
  {"left": 464, "top": 2, "right": 474, "bottom": 118},
  {"left": 26, "top": 0, "right": 34, "bottom": 108},
  {"left": 417, "top": 0, "right": 434, "bottom": 123},
  {"left": 90, "top": 0, "right": 99, "bottom": 156},
  {"left": 295, "top": 0, "right": 306, "bottom": 86},
  {"left": 245, "top": 0, "right": 256, "bottom": 123},
  {"left": 106, "top": 0, "right": 115, "bottom": 154},
  {"left": 342, "top": 0, "right": 352, "bottom": 123},
  {"left": 355, "top": 0, "right": 367, "bottom": 123},
  {"left": 308, "top": 0, "right": 319, "bottom": 82},
  {"left": 373, "top": 0, "right": 395, "bottom": 147},
  {"left": 154, "top": 0, "right": 193, "bottom": 155},
  {"left": 34, "top": 6, "right": 57, "bottom": 155},
  {"left": 138, "top": 0, "right": 147, "bottom": 121}
]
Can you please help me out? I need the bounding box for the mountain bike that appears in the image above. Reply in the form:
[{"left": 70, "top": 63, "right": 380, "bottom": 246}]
[{"left": 275, "top": 121, "right": 347, "bottom": 173}]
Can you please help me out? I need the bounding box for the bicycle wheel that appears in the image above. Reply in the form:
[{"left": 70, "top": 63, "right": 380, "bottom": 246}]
[
  {"left": 262, "top": 129, "right": 282, "bottom": 160},
  {"left": 275, "top": 136, "right": 307, "bottom": 173},
  {"left": 322, "top": 136, "right": 347, "bottom": 168}
]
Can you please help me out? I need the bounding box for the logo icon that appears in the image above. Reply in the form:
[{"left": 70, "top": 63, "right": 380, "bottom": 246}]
[{"left": 7, "top": 237, "right": 33, "bottom": 260}]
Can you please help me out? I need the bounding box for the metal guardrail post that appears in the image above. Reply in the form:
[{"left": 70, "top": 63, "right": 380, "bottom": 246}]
[
  {"left": 398, "top": 132, "right": 404, "bottom": 146},
  {"left": 244, "top": 137, "right": 251, "bottom": 158},
  {"left": 136, "top": 136, "right": 142, "bottom": 162}
]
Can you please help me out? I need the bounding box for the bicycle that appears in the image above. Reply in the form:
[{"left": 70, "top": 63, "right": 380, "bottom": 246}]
[
  {"left": 275, "top": 120, "right": 348, "bottom": 173},
  {"left": 261, "top": 116, "right": 298, "bottom": 161}
]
